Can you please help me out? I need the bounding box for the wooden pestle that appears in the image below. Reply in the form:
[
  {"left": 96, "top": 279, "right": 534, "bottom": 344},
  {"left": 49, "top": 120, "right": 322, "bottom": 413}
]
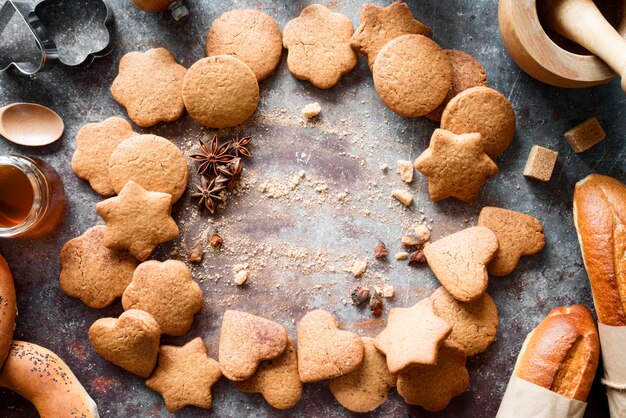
[{"left": 542, "top": 0, "right": 626, "bottom": 92}]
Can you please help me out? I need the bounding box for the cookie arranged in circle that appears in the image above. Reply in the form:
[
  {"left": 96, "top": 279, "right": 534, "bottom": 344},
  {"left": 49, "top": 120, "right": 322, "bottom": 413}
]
[
  {"left": 373, "top": 34, "right": 452, "bottom": 117},
  {"left": 71, "top": 117, "right": 138, "bottom": 197},
  {"left": 396, "top": 340, "right": 469, "bottom": 412},
  {"left": 205, "top": 9, "right": 282, "bottom": 81},
  {"left": 60, "top": 225, "right": 138, "bottom": 309},
  {"left": 430, "top": 287, "right": 498, "bottom": 356},
  {"left": 111, "top": 48, "right": 187, "bottom": 128},
  {"left": 478, "top": 206, "right": 545, "bottom": 276},
  {"left": 122, "top": 260, "right": 203, "bottom": 336},
  {"left": 328, "top": 337, "right": 397, "bottom": 413},
  {"left": 283, "top": 4, "right": 357, "bottom": 89},
  {"left": 426, "top": 50, "right": 488, "bottom": 122},
  {"left": 183, "top": 55, "right": 259, "bottom": 129},
  {"left": 108, "top": 134, "right": 188, "bottom": 202},
  {"left": 441, "top": 86, "right": 516, "bottom": 158},
  {"left": 351, "top": 1, "right": 431, "bottom": 70}
]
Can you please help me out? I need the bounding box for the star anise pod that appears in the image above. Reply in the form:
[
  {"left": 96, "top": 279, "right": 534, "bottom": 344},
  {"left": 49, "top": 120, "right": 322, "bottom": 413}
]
[
  {"left": 192, "top": 176, "right": 225, "bottom": 214},
  {"left": 189, "top": 135, "right": 234, "bottom": 176},
  {"left": 217, "top": 157, "right": 243, "bottom": 191},
  {"left": 228, "top": 136, "right": 252, "bottom": 158}
]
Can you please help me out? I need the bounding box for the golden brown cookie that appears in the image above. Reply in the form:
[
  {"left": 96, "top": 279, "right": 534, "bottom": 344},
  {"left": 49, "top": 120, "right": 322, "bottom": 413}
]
[
  {"left": 396, "top": 340, "right": 469, "bottom": 412},
  {"left": 478, "top": 206, "right": 545, "bottom": 276},
  {"left": 88, "top": 309, "right": 160, "bottom": 377},
  {"left": 350, "top": 1, "right": 431, "bottom": 70},
  {"left": 441, "top": 86, "right": 516, "bottom": 158},
  {"left": 283, "top": 4, "right": 357, "bottom": 89},
  {"left": 430, "top": 287, "right": 498, "bottom": 356},
  {"left": 373, "top": 34, "right": 452, "bottom": 117},
  {"left": 0, "top": 254, "right": 16, "bottom": 368},
  {"left": 426, "top": 50, "right": 488, "bottom": 122},
  {"left": 328, "top": 337, "right": 397, "bottom": 413},
  {"left": 374, "top": 298, "right": 451, "bottom": 374},
  {"left": 235, "top": 339, "right": 302, "bottom": 410},
  {"left": 182, "top": 55, "right": 259, "bottom": 129},
  {"left": 205, "top": 9, "right": 282, "bottom": 81},
  {"left": 108, "top": 134, "right": 188, "bottom": 202},
  {"left": 71, "top": 117, "right": 138, "bottom": 197},
  {"left": 297, "top": 309, "right": 364, "bottom": 383},
  {"left": 122, "top": 260, "right": 203, "bottom": 336},
  {"left": 219, "top": 310, "right": 289, "bottom": 381},
  {"left": 424, "top": 226, "right": 499, "bottom": 303},
  {"left": 146, "top": 337, "right": 222, "bottom": 412},
  {"left": 96, "top": 181, "right": 179, "bottom": 261},
  {"left": 60, "top": 225, "right": 138, "bottom": 309},
  {"left": 414, "top": 129, "right": 499, "bottom": 202},
  {"left": 111, "top": 48, "right": 186, "bottom": 128}
]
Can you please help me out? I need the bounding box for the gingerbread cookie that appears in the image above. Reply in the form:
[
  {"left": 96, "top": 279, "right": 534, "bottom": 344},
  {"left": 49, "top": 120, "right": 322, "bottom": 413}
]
[
  {"left": 414, "top": 129, "right": 499, "bottom": 202},
  {"left": 88, "top": 309, "right": 160, "bottom": 377},
  {"left": 122, "top": 260, "right": 203, "bottom": 336},
  {"left": 297, "top": 309, "right": 364, "bottom": 382},
  {"left": 430, "top": 287, "right": 498, "bottom": 356},
  {"left": 0, "top": 254, "right": 16, "bottom": 368},
  {"left": 146, "top": 337, "right": 222, "bottom": 412},
  {"left": 108, "top": 134, "right": 188, "bottom": 202},
  {"left": 205, "top": 9, "right": 282, "bottom": 81},
  {"left": 396, "top": 340, "right": 469, "bottom": 412},
  {"left": 350, "top": 1, "right": 431, "bottom": 70},
  {"left": 373, "top": 34, "right": 452, "bottom": 117},
  {"left": 283, "top": 4, "right": 357, "bottom": 89},
  {"left": 235, "top": 339, "right": 302, "bottom": 410},
  {"left": 426, "top": 50, "right": 488, "bottom": 122},
  {"left": 219, "top": 310, "right": 288, "bottom": 381},
  {"left": 478, "top": 207, "right": 545, "bottom": 276},
  {"left": 96, "top": 181, "right": 179, "bottom": 261},
  {"left": 424, "top": 226, "right": 499, "bottom": 303},
  {"left": 71, "top": 117, "right": 137, "bottom": 197},
  {"left": 60, "top": 225, "right": 138, "bottom": 309},
  {"left": 374, "top": 298, "right": 451, "bottom": 374},
  {"left": 111, "top": 48, "right": 187, "bottom": 128},
  {"left": 182, "top": 55, "right": 259, "bottom": 129},
  {"left": 328, "top": 337, "right": 396, "bottom": 413},
  {"left": 441, "top": 86, "right": 516, "bottom": 158}
]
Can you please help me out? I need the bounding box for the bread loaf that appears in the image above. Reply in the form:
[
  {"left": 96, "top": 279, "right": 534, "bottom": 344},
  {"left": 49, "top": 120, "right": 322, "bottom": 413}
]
[
  {"left": 513, "top": 305, "right": 599, "bottom": 402},
  {"left": 573, "top": 174, "right": 626, "bottom": 326}
]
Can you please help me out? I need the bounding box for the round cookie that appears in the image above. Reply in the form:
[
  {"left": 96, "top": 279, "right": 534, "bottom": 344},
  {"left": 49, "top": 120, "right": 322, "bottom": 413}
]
[
  {"left": 108, "top": 134, "right": 188, "bottom": 202},
  {"left": 426, "top": 50, "right": 488, "bottom": 122},
  {"left": 430, "top": 287, "right": 498, "bottom": 356},
  {"left": 182, "top": 56, "right": 259, "bottom": 129},
  {"left": 373, "top": 34, "right": 452, "bottom": 117},
  {"left": 205, "top": 9, "right": 282, "bottom": 81},
  {"left": 441, "top": 86, "right": 516, "bottom": 158},
  {"left": 0, "top": 254, "right": 16, "bottom": 368}
]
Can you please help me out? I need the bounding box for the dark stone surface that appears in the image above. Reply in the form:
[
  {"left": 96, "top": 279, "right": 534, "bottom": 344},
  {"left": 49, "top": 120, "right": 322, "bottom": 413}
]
[{"left": 0, "top": 0, "right": 623, "bottom": 417}]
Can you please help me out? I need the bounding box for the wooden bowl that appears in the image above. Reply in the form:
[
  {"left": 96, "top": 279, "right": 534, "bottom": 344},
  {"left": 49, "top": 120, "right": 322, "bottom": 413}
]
[{"left": 498, "top": 0, "right": 626, "bottom": 88}]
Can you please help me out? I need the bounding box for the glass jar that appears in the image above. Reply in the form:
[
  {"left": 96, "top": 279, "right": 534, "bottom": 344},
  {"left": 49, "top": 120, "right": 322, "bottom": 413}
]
[{"left": 0, "top": 155, "right": 66, "bottom": 238}]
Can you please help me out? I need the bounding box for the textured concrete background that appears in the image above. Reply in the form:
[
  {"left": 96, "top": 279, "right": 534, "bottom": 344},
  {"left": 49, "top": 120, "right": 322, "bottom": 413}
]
[{"left": 0, "top": 0, "right": 623, "bottom": 417}]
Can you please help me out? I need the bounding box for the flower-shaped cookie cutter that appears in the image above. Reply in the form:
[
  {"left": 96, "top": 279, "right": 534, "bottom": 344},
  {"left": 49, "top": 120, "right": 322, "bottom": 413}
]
[{"left": 0, "top": 0, "right": 114, "bottom": 75}]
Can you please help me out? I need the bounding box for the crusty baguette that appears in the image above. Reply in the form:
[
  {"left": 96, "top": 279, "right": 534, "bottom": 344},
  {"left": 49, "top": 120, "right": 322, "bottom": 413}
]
[
  {"left": 0, "top": 254, "right": 16, "bottom": 367},
  {"left": 573, "top": 174, "right": 626, "bottom": 326},
  {"left": 513, "top": 305, "right": 599, "bottom": 402}
]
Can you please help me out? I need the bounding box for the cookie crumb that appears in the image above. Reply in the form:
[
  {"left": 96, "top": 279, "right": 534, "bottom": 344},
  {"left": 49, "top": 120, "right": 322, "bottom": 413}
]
[
  {"left": 401, "top": 235, "right": 426, "bottom": 248},
  {"left": 302, "top": 102, "right": 322, "bottom": 119},
  {"left": 408, "top": 250, "right": 426, "bottom": 265},
  {"left": 369, "top": 292, "right": 383, "bottom": 316},
  {"left": 351, "top": 286, "right": 370, "bottom": 306},
  {"left": 380, "top": 163, "right": 389, "bottom": 172},
  {"left": 395, "top": 252, "right": 408, "bottom": 260},
  {"left": 188, "top": 242, "right": 204, "bottom": 263},
  {"left": 564, "top": 117, "right": 605, "bottom": 153},
  {"left": 396, "top": 160, "right": 414, "bottom": 183},
  {"left": 382, "top": 285, "right": 394, "bottom": 298},
  {"left": 392, "top": 189, "right": 413, "bottom": 206},
  {"left": 209, "top": 234, "right": 223, "bottom": 248},
  {"left": 233, "top": 263, "right": 250, "bottom": 285},
  {"left": 351, "top": 260, "right": 368, "bottom": 277},
  {"left": 523, "top": 145, "right": 558, "bottom": 182},
  {"left": 414, "top": 224, "right": 431, "bottom": 242}
]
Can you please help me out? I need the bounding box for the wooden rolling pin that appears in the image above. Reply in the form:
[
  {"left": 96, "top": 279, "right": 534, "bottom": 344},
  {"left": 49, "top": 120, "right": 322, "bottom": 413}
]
[{"left": 542, "top": 0, "right": 626, "bottom": 92}]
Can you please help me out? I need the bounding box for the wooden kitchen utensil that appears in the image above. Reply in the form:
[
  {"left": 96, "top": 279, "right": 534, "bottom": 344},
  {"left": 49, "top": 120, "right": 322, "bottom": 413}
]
[
  {"left": 499, "top": 0, "right": 626, "bottom": 89},
  {"left": 0, "top": 103, "right": 64, "bottom": 146}
]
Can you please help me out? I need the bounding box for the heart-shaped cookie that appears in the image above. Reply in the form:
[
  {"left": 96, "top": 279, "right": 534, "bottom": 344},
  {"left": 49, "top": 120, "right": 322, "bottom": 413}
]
[
  {"left": 88, "top": 309, "right": 160, "bottom": 377},
  {"left": 424, "top": 226, "right": 498, "bottom": 302},
  {"left": 297, "top": 309, "right": 364, "bottom": 383}
]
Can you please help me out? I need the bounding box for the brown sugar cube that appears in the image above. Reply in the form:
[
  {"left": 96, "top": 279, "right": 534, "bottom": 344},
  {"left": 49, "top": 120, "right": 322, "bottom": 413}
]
[
  {"left": 564, "top": 117, "right": 606, "bottom": 153},
  {"left": 523, "top": 145, "right": 558, "bottom": 182}
]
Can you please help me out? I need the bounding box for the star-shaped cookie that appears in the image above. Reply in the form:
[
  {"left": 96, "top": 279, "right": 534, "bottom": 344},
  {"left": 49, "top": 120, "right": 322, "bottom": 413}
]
[
  {"left": 351, "top": 1, "right": 431, "bottom": 70},
  {"left": 96, "top": 180, "right": 179, "bottom": 261},
  {"left": 146, "top": 337, "right": 222, "bottom": 412},
  {"left": 414, "top": 129, "right": 498, "bottom": 202},
  {"left": 374, "top": 298, "right": 451, "bottom": 374}
]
